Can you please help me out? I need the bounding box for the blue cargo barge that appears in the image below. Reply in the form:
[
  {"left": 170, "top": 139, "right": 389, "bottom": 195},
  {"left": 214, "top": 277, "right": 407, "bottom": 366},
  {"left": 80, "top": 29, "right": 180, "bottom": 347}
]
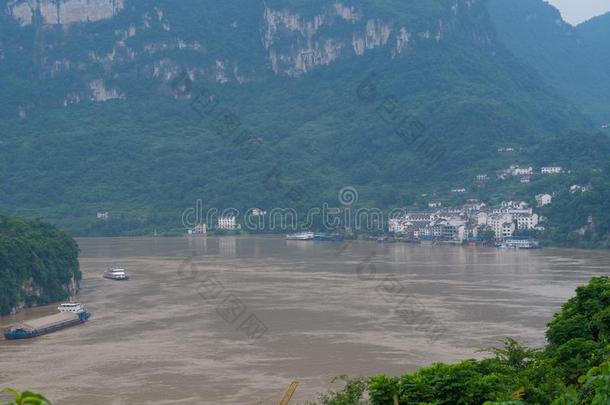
[{"left": 4, "top": 303, "right": 91, "bottom": 340}]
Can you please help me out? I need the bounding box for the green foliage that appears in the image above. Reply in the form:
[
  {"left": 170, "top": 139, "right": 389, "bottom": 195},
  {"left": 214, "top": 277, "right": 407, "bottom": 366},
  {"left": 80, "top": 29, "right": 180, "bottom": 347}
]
[
  {"left": 315, "top": 277, "right": 610, "bottom": 404},
  {"left": 0, "top": 216, "right": 80, "bottom": 316},
  {"left": 368, "top": 375, "right": 398, "bottom": 404},
  {"left": 310, "top": 376, "right": 368, "bottom": 405},
  {"left": 0, "top": 388, "right": 51, "bottom": 405},
  {"left": 578, "top": 362, "right": 610, "bottom": 405},
  {"left": 546, "top": 276, "right": 610, "bottom": 346},
  {"left": 544, "top": 277, "right": 610, "bottom": 384},
  {"left": 486, "top": 338, "right": 538, "bottom": 369},
  {"left": 0, "top": 0, "right": 602, "bottom": 240}
]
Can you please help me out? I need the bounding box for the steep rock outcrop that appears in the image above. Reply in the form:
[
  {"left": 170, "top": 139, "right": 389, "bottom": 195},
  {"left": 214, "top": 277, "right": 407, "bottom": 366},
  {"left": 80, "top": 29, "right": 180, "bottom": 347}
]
[{"left": 8, "top": 0, "right": 124, "bottom": 26}]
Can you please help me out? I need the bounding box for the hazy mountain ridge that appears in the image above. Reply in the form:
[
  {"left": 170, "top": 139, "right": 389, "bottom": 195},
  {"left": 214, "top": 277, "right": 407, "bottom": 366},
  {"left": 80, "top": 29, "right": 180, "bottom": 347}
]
[{"left": 487, "top": 0, "right": 610, "bottom": 124}]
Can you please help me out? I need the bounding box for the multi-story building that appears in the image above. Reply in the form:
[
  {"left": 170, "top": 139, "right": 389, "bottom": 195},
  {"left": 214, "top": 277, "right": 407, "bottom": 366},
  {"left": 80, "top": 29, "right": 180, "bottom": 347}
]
[
  {"left": 501, "top": 222, "right": 516, "bottom": 239},
  {"left": 488, "top": 213, "right": 515, "bottom": 239},
  {"left": 218, "top": 216, "right": 239, "bottom": 230},
  {"left": 514, "top": 213, "right": 539, "bottom": 230},
  {"left": 388, "top": 218, "right": 408, "bottom": 234},
  {"left": 541, "top": 166, "right": 563, "bottom": 174},
  {"left": 512, "top": 166, "right": 533, "bottom": 176},
  {"left": 391, "top": 200, "right": 540, "bottom": 242},
  {"left": 536, "top": 194, "right": 552, "bottom": 207},
  {"left": 188, "top": 223, "right": 207, "bottom": 235}
]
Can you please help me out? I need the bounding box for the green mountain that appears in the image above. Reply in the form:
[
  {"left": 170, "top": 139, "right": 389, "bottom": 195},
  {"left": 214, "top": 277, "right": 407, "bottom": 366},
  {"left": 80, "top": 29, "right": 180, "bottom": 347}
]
[
  {"left": 0, "top": 216, "right": 81, "bottom": 316},
  {"left": 0, "top": 0, "right": 603, "bottom": 236},
  {"left": 488, "top": 0, "right": 610, "bottom": 125}
]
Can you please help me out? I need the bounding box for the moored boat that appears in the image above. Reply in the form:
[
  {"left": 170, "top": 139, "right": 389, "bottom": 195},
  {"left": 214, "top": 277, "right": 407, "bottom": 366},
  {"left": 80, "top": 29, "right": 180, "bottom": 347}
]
[
  {"left": 286, "top": 232, "right": 315, "bottom": 241},
  {"left": 503, "top": 238, "right": 540, "bottom": 249},
  {"left": 314, "top": 233, "right": 345, "bottom": 242},
  {"left": 4, "top": 303, "right": 91, "bottom": 340}
]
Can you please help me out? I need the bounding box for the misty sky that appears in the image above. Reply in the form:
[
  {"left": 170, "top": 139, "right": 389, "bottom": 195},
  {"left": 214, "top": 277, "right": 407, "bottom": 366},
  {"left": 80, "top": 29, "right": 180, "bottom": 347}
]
[{"left": 546, "top": 0, "right": 610, "bottom": 25}]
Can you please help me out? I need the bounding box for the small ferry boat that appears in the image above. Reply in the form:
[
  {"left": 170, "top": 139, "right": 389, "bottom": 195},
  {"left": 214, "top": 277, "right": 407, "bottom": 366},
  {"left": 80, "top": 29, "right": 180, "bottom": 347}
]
[
  {"left": 503, "top": 238, "right": 540, "bottom": 249},
  {"left": 286, "top": 232, "right": 315, "bottom": 241},
  {"left": 103, "top": 267, "right": 129, "bottom": 280},
  {"left": 4, "top": 303, "right": 91, "bottom": 340}
]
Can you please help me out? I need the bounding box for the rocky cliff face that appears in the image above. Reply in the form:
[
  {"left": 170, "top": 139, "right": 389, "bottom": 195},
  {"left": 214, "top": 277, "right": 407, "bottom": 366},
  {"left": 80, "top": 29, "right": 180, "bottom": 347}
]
[
  {"left": 10, "top": 275, "right": 79, "bottom": 315},
  {"left": 8, "top": 0, "right": 124, "bottom": 26},
  {"left": 2, "top": 0, "right": 485, "bottom": 107},
  {"left": 262, "top": 4, "right": 397, "bottom": 76},
  {"left": 0, "top": 217, "right": 82, "bottom": 316},
  {"left": 0, "top": 1, "right": 595, "bottom": 238}
]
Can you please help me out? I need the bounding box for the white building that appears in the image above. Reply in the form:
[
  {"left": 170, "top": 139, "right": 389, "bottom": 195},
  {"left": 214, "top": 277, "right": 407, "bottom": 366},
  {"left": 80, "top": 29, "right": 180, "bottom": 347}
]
[
  {"left": 536, "top": 194, "right": 552, "bottom": 207},
  {"left": 388, "top": 218, "right": 408, "bottom": 234},
  {"left": 188, "top": 223, "right": 207, "bottom": 235},
  {"left": 541, "top": 166, "right": 562, "bottom": 174},
  {"left": 512, "top": 167, "right": 533, "bottom": 176},
  {"left": 570, "top": 184, "right": 591, "bottom": 194},
  {"left": 218, "top": 216, "right": 239, "bottom": 230},
  {"left": 514, "top": 213, "right": 539, "bottom": 230},
  {"left": 476, "top": 174, "right": 488, "bottom": 181},
  {"left": 501, "top": 222, "right": 516, "bottom": 239},
  {"left": 488, "top": 213, "right": 515, "bottom": 239},
  {"left": 428, "top": 201, "right": 442, "bottom": 208},
  {"left": 492, "top": 201, "right": 532, "bottom": 216},
  {"left": 444, "top": 219, "right": 468, "bottom": 242},
  {"left": 477, "top": 212, "right": 488, "bottom": 227}
]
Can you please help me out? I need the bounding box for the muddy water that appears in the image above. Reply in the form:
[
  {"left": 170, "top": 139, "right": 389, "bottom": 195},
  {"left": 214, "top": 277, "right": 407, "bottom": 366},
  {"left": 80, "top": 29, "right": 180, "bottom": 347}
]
[{"left": 1, "top": 237, "right": 609, "bottom": 404}]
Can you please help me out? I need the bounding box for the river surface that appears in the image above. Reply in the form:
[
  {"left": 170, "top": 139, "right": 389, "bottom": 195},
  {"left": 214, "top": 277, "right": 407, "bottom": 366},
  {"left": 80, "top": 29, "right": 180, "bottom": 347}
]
[{"left": 1, "top": 237, "right": 609, "bottom": 404}]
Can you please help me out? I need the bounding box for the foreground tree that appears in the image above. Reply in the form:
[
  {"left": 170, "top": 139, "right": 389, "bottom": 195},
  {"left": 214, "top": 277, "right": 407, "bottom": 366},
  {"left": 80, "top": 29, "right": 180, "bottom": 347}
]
[
  {"left": 0, "top": 389, "right": 50, "bottom": 405},
  {"left": 309, "top": 277, "right": 610, "bottom": 404}
]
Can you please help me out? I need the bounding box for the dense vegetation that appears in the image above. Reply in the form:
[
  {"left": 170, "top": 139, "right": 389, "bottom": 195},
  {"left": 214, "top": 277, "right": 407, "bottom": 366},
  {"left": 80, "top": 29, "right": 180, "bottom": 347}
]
[
  {"left": 0, "top": 0, "right": 610, "bottom": 243},
  {"left": 309, "top": 277, "right": 610, "bottom": 404},
  {"left": 0, "top": 216, "right": 81, "bottom": 316},
  {"left": 0, "top": 388, "right": 50, "bottom": 405},
  {"left": 0, "top": 0, "right": 608, "bottom": 247}
]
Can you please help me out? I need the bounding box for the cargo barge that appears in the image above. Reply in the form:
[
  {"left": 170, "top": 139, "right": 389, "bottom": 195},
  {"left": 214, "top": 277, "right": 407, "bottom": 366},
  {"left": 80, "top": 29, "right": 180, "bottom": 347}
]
[{"left": 4, "top": 303, "right": 91, "bottom": 340}]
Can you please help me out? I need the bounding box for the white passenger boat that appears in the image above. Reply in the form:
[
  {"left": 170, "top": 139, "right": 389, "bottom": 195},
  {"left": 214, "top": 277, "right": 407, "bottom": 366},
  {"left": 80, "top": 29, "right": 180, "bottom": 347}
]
[{"left": 103, "top": 267, "right": 129, "bottom": 280}]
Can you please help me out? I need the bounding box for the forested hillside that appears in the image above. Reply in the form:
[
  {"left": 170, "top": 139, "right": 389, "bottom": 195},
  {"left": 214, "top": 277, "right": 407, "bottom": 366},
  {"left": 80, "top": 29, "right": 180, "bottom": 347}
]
[
  {"left": 0, "top": 0, "right": 606, "bottom": 242},
  {"left": 0, "top": 216, "right": 81, "bottom": 316}
]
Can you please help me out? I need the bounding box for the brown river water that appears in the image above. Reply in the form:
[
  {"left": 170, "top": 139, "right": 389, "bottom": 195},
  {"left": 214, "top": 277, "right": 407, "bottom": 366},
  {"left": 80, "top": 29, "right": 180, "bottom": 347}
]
[{"left": 1, "top": 236, "right": 609, "bottom": 404}]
